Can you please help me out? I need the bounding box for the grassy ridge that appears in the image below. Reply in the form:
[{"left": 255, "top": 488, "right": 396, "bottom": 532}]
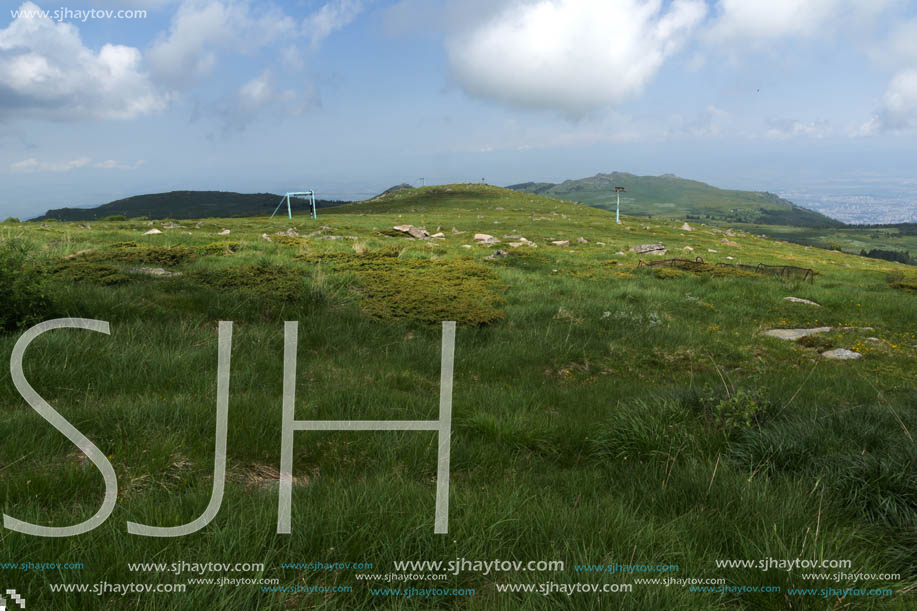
[
  {"left": 31, "top": 191, "right": 350, "bottom": 222},
  {"left": 509, "top": 172, "right": 843, "bottom": 227},
  {"left": 0, "top": 184, "right": 914, "bottom": 609}
]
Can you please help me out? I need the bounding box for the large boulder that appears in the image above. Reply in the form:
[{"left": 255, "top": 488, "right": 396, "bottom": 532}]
[
  {"left": 630, "top": 242, "right": 666, "bottom": 255},
  {"left": 393, "top": 224, "right": 430, "bottom": 239}
]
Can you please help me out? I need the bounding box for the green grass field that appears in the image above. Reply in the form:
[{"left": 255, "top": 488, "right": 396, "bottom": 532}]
[{"left": 1, "top": 184, "right": 914, "bottom": 609}]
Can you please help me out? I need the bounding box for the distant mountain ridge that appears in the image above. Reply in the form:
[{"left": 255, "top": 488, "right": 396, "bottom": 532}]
[
  {"left": 32, "top": 191, "right": 350, "bottom": 221},
  {"left": 508, "top": 172, "right": 843, "bottom": 228}
]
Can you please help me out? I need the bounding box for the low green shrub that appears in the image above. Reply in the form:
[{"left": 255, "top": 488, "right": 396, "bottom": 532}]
[
  {"left": 196, "top": 241, "right": 241, "bottom": 256},
  {"left": 192, "top": 264, "right": 307, "bottom": 301},
  {"left": 52, "top": 261, "right": 130, "bottom": 286},
  {"left": 0, "top": 240, "right": 53, "bottom": 331}
]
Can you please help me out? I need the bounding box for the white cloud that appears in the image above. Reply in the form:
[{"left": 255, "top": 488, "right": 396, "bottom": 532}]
[
  {"left": 10, "top": 156, "right": 91, "bottom": 172},
  {"left": 94, "top": 159, "right": 145, "bottom": 169},
  {"left": 148, "top": 0, "right": 296, "bottom": 88},
  {"left": 0, "top": 2, "right": 168, "bottom": 121},
  {"left": 859, "top": 69, "right": 917, "bottom": 134},
  {"left": 764, "top": 117, "right": 831, "bottom": 140},
  {"left": 707, "top": 0, "right": 891, "bottom": 43},
  {"left": 304, "top": 0, "right": 365, "bottom": 49},
  {"left": 446, "top": 0, "right": 707, "bottom": 115}
]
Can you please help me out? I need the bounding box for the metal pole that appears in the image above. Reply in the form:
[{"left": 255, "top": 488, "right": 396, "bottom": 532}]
[
  {"left": 616, "top": 191, "right": 620, "bottom": 224},
  {"left": 287, "top": 194, "right": 292, "bottom": 220},
  {"left": 311, "top": 192, "right": 317, "bottom": 219}
]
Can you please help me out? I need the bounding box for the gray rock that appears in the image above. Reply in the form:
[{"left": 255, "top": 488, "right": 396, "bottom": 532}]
[
  {"left": 822, "top": 348, "right": 862, "bottom": 360},
  {"left": 551, "top": 240, "right": 570, "bottom": 247},
  {"left": 393, "top": 224, "right": 429, "bottom": 239},
  {"left": 124, "top": 267, "right": 181, "bottom": 278},
  {"left": 473, "top": 233, "right": 500, "bottom": 245},
  {"left": 484, "top": 250, "right": 508, "bottom": 260},
  {"left": 784, "top": 297, "right": 820, "bottom": 307},
  {"left": 278, "top": 228, "right": 299, "bottom": 238},
  {"left": 144, "top": 228, "right": 162, "bottom": 235},
  {"left": 630, "top": 242, "right": 666, "bottom": 255},
  {"left": 765, "top": 327, "right": 833, "bottom": 340},
  {"left": 680, "top": 222, "right": 694, "bottom": 231}
]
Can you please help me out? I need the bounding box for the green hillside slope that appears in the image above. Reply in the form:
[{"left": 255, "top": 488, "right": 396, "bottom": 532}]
[
  {"left": 1, "top": 183, "right": 914, "bottom": 609},
  {"left": 32, "top": 191, "right": 349, "bottom": 221},
  {"left": 508, "top": 172, "right": 843, "bottom": 228}
]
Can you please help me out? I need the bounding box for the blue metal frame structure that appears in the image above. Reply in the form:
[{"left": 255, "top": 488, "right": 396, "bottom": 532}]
[{"left": 271, "top": 191, "right": 317, "bottom": 220}]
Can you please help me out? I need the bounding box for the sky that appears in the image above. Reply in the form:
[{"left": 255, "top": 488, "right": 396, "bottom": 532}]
[{"left": 1, "top": 0, "right": 916, "bottom": 221}]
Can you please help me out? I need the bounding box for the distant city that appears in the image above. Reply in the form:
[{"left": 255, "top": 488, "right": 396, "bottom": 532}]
[{"left": 777, "top": 182, "right": 916, "bottom": 225}]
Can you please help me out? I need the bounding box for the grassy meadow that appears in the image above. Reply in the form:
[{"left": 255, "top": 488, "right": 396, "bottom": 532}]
[{"left": 0, "top": 184, "right": 915, "bottom": 609}]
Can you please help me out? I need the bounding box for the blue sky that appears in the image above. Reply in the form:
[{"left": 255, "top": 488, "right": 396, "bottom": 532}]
[{"left": 1, "top": 0, "right": 916, "bottom": 220}]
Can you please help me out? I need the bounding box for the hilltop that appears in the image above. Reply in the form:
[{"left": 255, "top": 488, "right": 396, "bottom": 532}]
[
  {"left": 31, "top": 190, "right": 350, "bottom": 222},
  {"left": 508, "top": 172, "right": 843, "bottom": 228}
]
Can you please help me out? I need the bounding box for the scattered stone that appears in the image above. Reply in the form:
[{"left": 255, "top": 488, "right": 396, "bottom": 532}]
[
  {"left": 503, "top": 234, "right": 523, "bottom": 239},
  {"left": 218, "top": 229, "right": 231, "bottom": 236},
  {"left": 278, "top": 228, "right": 299, "bottom": 238},
  {"left": 484, "top": 249, "right": 508, "bottom": 260},
  {"left": 451, "top": 227, "right": 462, "bottom": 234},
  {"left": 315, "top": 235, "right": 358, "bottom": 240},
  {"left": 680, "top": 222, "right": 694, "bottom": 231},
  {"left": 124, "top": 267, "right": 182, "bottom": 278},
  {"left": 721, "top": 239, "right": 740, "bottom": 247},
  {"left": 616, "top": 251, "right": 626, "bottom": 255},
  {"left": 495, "top": 206, "right": 504, "bottom": 210},
  {"left": 460, "top": 245, "right": 472, "bottom": 249},
  {"left": 261, "top": 233, "right": 272, "bottom": 242},
  {"left": 577, "top": 236, "right": 588, "bottom": 243},
  {"left": 822, "top": 348, "right": 862, "bottom": 360},
  {"left": 144, "top": 229, "right": 162, "bottom": 235},
  {"left": 162, "top": 222, "right": 181, "bottom": 229},
  {"left": 765, "top": 327, "right": 833, "bottom": 340},
  {"left": 431, "top": 232, "right": 445, "bottom": 238},
  {"left": 726, "top": 256, "right": 735, "bottom": 260},
  {"left": 596, "top": 241, "right": 606, "bottom": 246},
  {"left": 473, "top": 233, "right": 500, "bottom": 245},
  {"left": 725, "top": 229, "right": 736, "bottom": 237},
  {"left": 630, "top": 242, "right": 666, "bottom": 255},
  {"left": 195, "top": 222, "right": 204, "bottom": 229},
  {"left": 64, "top": 249, "right": 95, "bottom": 260},
  {"left": 784, "top": 297, "right": 820, "bottom": 307},
  {"left": 682, "top": 246, "right": 694, "bottom": 252},
  {"left": 393, "top": 224, "right": 429, "bottom": 239},
  {"left": 707, "top": 248, "right": 717, "bottom": 253},
  {"left": 551, "top": 240, "right": 570, "bottom": 247}
]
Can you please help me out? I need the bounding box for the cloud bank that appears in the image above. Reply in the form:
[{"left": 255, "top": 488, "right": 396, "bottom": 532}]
[
  {"left": 446, "top": 0, "right": 707, "bottom": 115},
  {"left": 0, "top": 2, "right": 167, "bottom": 121}
]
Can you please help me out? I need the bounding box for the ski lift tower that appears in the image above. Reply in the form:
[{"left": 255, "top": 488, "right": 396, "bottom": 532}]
[
  {"left": 612, "top": 186, "right": 626, "bottom": 224},
  {"left": 271, "top": 191, "right": 317, "bottom": 220}
]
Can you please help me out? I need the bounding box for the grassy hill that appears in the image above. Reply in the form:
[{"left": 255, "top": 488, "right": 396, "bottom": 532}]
[
  {"left": 1, "top": 184, "right": 914, "bottom": 609},
  {"left": 509, "top": 172, "right": 844, "bottom": 228},
  {"left": 32, "top": 190, "right": 350, "bottom": 222}
]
